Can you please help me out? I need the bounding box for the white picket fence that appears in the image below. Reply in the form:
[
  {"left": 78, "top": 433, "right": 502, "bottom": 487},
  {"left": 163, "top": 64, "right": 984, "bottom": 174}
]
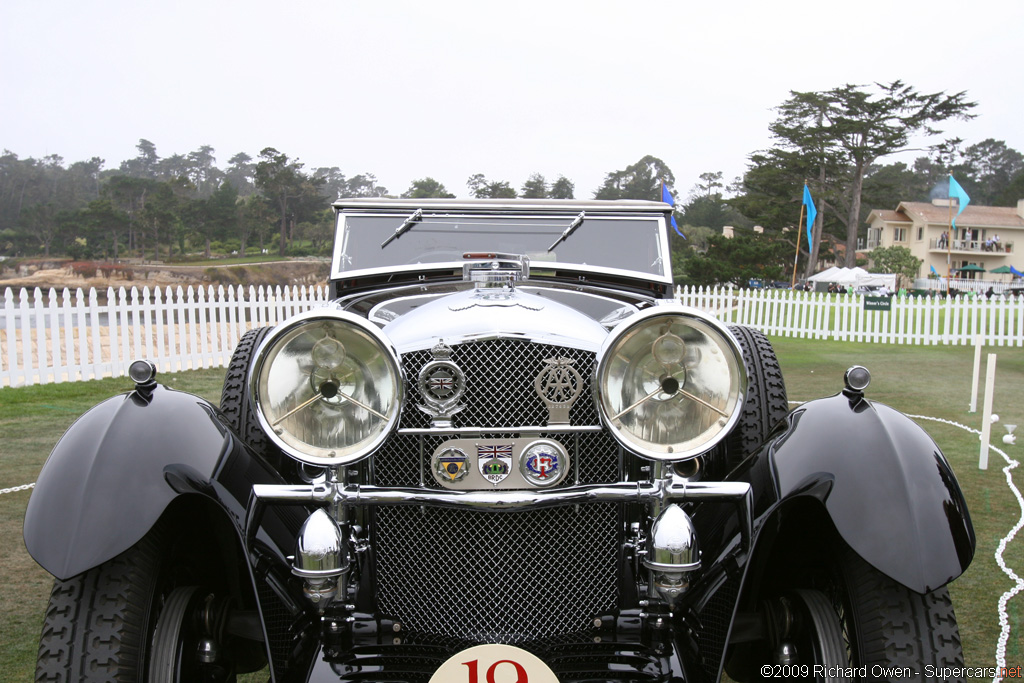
[
  {"left": 1, "top": 285, "right": 328, "bottom": 387},
  {"left": 4, "top": 284, "right": 1023, "bottom": 388},
  {"left": 676, "top": 285, "right": 1024, "bottom": 346}
]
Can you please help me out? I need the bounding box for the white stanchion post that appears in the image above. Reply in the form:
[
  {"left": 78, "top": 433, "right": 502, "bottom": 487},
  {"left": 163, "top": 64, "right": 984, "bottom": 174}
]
[
  {"left": 970, "top": 334, "right": 983, "bottom": 413},
  {"left": 979, "top": 353, "right": 997, "bottom": 470}
]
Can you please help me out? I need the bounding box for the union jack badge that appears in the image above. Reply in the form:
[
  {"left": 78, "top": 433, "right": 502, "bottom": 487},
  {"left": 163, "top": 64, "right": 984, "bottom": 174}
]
[
  {"left": 477, "top": 443, "right": 513, "bottom": 485},
  {"left": 417, "top": 340, "right": 466, "bottom": 428}
]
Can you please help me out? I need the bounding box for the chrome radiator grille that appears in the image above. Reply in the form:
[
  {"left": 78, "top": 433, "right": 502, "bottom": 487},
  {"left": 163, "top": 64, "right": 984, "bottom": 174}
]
[
  {"left": 399, "top": 338, "right": 599, "bottom": 429},
  {"left": 374, "top": 503, "right": 620, "bottom": 641}
]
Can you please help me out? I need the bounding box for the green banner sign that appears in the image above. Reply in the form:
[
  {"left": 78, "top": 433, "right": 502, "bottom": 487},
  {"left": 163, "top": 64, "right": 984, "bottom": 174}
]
[{"left": 864, "top": 296, "right": 892, "bottom": 311}]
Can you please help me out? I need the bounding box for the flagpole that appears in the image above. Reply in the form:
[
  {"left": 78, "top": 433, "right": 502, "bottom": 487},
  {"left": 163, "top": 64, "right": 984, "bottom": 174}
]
[
  {"left": 791, "top": 202, "right": 806, "bottom": 288},
  {"left": 947, "top": 191, "right": 953, "bottom": 297}
]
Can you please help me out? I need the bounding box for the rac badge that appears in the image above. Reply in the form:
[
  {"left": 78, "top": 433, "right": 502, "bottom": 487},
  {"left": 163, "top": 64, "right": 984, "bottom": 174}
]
[
  {"left": 477, "top": 444, "right": 513, "bottom": 485},
  {"left": 520, "top": 439, "right": 570, "bottom": 487},
  {"left": 417, "top": 340, "right": 466, "bottom": 428},
  {"left": 534, "top": 357, "right": 582, "bottom": 425}
]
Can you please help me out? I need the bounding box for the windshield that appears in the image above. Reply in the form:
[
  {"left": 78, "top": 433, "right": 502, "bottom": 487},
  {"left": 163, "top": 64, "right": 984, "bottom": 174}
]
[{"left": 332, "top": 212, "right": 670, "bottom": 282}]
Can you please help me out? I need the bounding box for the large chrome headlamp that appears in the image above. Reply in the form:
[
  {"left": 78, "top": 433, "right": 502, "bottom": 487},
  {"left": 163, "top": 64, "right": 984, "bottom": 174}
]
[
  {"left": 250, "top": 309, "right": 403, "bottom": 466},
  {"left": 595, "top": 306, "right": 746, "bottom": 461}
]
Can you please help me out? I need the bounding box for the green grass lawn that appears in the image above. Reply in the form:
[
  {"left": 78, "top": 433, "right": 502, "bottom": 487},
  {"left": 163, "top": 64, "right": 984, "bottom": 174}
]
[{"left": 0, "top": 339, "right": 1021, "bottom": 680}]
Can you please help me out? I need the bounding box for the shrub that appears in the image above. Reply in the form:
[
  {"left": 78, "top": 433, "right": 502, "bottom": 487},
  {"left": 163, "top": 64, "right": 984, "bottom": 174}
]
[{"left": 68, "top": 261, "right": 98, "bottom": 279}]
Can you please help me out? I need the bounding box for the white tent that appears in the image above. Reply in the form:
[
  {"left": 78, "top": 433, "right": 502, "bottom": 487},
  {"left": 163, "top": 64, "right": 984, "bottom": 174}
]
[
  {"left": 807, "top": 267, "right": 897, "bottom": 291},
  {"left": 807, "top": 267, "right": 869, "bottom": 284}
]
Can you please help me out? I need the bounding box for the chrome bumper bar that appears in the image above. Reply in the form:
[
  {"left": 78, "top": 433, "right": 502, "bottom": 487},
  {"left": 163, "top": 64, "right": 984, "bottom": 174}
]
[
  {"left": 252, "top": 477, "right": 753, "bottom": 549},
  {"left": 255, "top": 478, "right": 748, "bottom": 509}
]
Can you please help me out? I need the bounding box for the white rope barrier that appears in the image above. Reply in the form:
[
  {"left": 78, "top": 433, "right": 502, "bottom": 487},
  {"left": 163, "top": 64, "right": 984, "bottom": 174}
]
[
  {"left": 906, "top": 414, "right": 1024, "bottom": 683},
  {"left": 0, "top": 483, "right": 35, "bottom": 495}
]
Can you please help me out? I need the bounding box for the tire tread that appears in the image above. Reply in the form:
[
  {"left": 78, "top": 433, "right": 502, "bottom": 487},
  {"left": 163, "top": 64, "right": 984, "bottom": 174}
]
[
  {"left": 35, "top": 531, "right": 163, "bottom": 682},
  {"left": 725, "top": 325, "right": 788, "bottom": 466},
  {"left": 219, "top": 326, "right": 280, "bottom": 462},
  {"left": 842, "top": 547, "right": 964, "bottom": 682}
]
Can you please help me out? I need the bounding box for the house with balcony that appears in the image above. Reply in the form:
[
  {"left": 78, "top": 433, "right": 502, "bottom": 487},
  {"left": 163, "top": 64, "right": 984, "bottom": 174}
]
[{"left": 865, "top": 199, "right": 1024, "bottom": 283}]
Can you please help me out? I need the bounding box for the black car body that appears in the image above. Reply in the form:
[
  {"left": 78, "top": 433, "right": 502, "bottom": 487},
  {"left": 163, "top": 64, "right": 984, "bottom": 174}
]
[{"left": 25, "top": 199, "right": 974, "bottom": 682}]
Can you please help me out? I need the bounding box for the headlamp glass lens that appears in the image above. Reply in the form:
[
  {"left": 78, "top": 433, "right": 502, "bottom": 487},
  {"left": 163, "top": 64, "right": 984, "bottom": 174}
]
[
  {"left": 598, "top": 312, "right": 744, "bottom": 460},
  {"left": 253, "top": 315, "right": 401, "bottom": 464}
]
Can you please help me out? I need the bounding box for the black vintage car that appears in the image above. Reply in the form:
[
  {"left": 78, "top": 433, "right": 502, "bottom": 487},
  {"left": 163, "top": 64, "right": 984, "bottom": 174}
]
[{"left": 25, "top": 199, "right": 974, "bottom": 682}]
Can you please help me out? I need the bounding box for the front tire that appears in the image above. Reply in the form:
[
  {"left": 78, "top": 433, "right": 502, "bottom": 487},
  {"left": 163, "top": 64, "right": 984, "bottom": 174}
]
[
  {"left": 35, "top": 528, "right": 240, "bottom": 682},
  {"left": 837, "top": 547, "right": 964, "bottom": 681},
  {"left": 724, "top": 325, "right": 788, "bottom": 469},
  {"left": 220, "top": 326, "right": 282, "bottom": 469},
  {"left": 754, "top": 545, "right": 965, "bottom": 682},
  {"left": 36, "top": 530, "right": 164, "bottom": 681}
]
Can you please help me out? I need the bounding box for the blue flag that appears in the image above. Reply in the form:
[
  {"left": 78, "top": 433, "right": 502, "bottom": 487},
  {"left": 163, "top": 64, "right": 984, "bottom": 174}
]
[
  {"left": 930, "top": 264, "right": 938, "bottom": 275},
  {"left": 949, "top": 175, "right": 970, "bottom": 230},
  {"left": 661, "top": 182, "right": 685, "bottom": 238},
  {"left": 802, "top": 184, "right": 816, "bottom": 251}
]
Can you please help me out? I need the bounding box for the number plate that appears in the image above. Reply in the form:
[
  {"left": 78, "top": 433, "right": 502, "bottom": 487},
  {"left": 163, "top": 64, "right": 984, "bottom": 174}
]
[{"left": 429, "top": 644, "right": 559, "bottom": 683}]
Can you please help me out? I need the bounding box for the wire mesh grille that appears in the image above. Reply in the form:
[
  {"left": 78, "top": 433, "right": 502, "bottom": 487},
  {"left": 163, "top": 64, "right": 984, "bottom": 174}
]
[
  {"left": 256, "top": 580, "right": 300, "bottom": 681},
  {"left": 374, "top": 503, "right": 620, "bottom": 642},
  {"left": 399, "top": 339, "right": 599, "bottom": 429},
  {"left": 698, "top": 574, "right": 740, "bottom": 681}
]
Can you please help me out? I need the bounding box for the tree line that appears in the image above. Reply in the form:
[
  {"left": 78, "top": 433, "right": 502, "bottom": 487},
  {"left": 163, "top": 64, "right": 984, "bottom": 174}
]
[{"left": 3, "top": 82, "right": 1023, "bottom": 288}]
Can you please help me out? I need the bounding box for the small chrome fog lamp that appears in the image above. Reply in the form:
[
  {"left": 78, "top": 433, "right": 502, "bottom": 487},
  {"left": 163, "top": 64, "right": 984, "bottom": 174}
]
[
  {"left": 293, "top": 509, "right": 348, "bottom": 610},
  {"left": 644, "top": 504, "right": 700, "bottom": 603}
]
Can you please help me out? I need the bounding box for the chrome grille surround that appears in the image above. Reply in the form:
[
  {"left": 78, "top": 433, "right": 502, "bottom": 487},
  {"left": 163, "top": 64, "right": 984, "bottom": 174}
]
[{"left": 370, "top": 338, "right": 623, "bottom": 641}]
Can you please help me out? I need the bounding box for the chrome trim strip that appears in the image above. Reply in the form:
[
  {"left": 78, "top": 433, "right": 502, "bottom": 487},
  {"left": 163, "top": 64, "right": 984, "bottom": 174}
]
[
  {"left": 330, "top": 210, "right": 673, "bottom": 284},
  {"left": 333, "top": 198, "right": 670, "bottom": 212},
  {"left": 254, "top": 477, "right": 750, "bottom": 510},
  {"left": 252, "top": 474, "right": 753, "bottom": 551},
  {"left": 393, "top": 330, "right": 602, "bottom": 355},
  {"left": 397, "top": 425, "right": 604, "bottom": 436},
  {"left": 333, "top": 256, "right": 675, "bottom": 286}
]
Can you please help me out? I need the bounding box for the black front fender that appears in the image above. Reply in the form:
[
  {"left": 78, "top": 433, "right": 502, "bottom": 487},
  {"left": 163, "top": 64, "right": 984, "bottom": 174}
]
[
  {"left": 23, "top": 383, "right": 290, "bottom": 580},
  {"left": 761, "top": 392, "right": 975, "bottom": 593}
]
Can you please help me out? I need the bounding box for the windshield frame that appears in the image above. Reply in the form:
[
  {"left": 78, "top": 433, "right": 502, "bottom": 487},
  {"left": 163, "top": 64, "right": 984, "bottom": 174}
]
[{"left": 330, "top": 208, "right": 673, "bottom": 286}]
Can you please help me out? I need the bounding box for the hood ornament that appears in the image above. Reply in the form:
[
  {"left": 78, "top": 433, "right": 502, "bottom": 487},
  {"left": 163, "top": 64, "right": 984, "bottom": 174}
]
[
  {"left": 449, "top": 252, "right": 544, "bottom": 312},
  {"left": 417, "top": 340, "right": 466, "bottom": 428},
  {"left": 534, "top": 357, "right": 582, "bottom": 425}
]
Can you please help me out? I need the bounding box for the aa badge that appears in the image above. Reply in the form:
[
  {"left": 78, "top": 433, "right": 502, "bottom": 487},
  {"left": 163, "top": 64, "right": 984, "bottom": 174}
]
[{"left": 534, "top": 357, "right": 582, "bottom": 425}]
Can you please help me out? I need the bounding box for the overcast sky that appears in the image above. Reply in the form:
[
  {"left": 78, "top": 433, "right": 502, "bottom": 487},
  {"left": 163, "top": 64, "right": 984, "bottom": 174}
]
[{"left": 3, "top": 0, "right": 1021, "bottom": 200}]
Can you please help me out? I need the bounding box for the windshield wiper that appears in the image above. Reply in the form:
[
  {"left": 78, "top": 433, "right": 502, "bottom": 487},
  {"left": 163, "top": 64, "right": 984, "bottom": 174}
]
[
  {"left": 546, "top": 211, "right": 586, "bottom": 252},
  {"left": 380, "top": 208, "right": 424, "bottom": 249}
]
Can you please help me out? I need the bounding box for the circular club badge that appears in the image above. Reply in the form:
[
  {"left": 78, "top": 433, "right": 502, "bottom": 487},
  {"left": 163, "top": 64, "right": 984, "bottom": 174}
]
[
  {"left": 429, "top": 644, "right": 558, "bottom": 683},
  {"left": 519, "top": 439, "right": 569, "bottom": 487}
]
